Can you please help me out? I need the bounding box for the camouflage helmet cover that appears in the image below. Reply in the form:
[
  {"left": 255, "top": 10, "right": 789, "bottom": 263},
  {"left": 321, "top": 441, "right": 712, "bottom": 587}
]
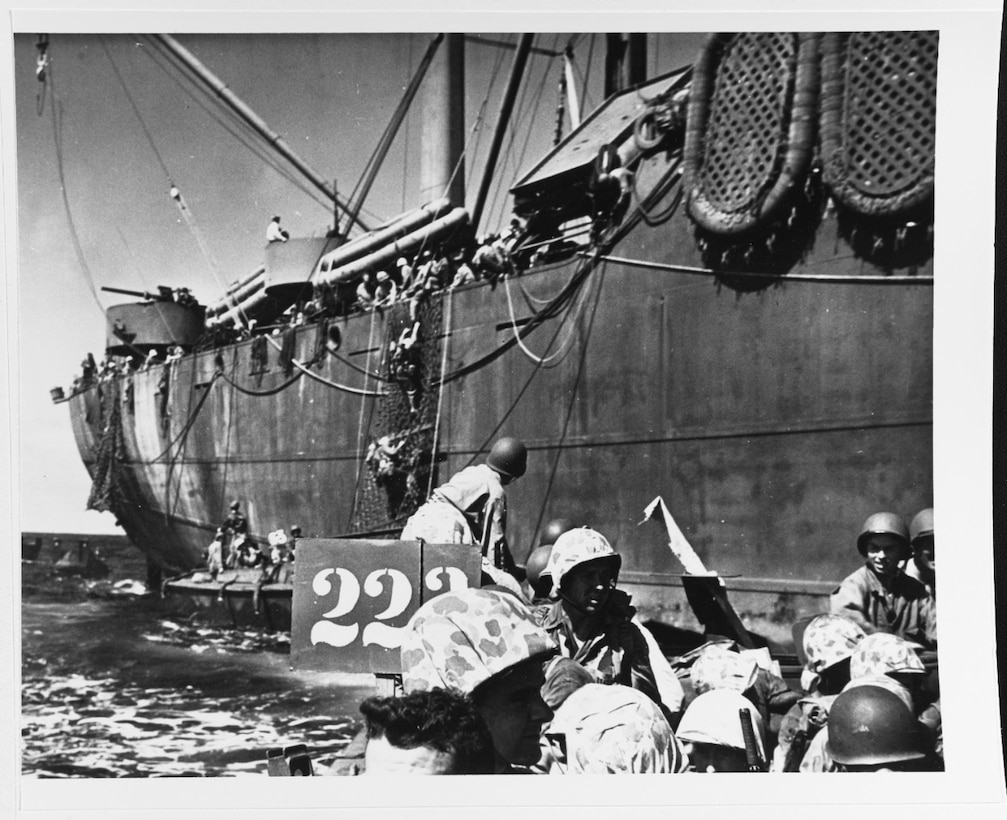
[
  {"left": 400, "top": 587, "right": 556, "bottom": 695},
  {"left": 803, "top": 614, "right": 867, "bottom": 674},
  {"left": 547, "top": 527, "right": 622, "bottom": 598},
  {"left": 849, "top": 632, "right": 926, "bottom": 680},
  {"left": 690, "top": 643, "right": 759, "bottom": 695},
  {"left": 547, "top": 683, "right": 679, "bottom": 773}
]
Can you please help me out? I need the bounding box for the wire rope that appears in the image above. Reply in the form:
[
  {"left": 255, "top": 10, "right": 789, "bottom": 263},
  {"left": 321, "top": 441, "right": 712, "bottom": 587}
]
[
  {"left": 426, "top": 286, "right": 453, "bottom": 500},
  {"left": 502, "top": 257, "right": 594, "bottom": 367},
  {"left": 529, "top": 260, "right": 608, "bottom": 542},
  {"left": 46, "top": 59, "right": 106, "bottom": 317}
]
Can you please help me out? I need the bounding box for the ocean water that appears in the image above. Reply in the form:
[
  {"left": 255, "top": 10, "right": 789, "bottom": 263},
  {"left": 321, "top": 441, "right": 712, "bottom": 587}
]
[{"left": 21, "top": 541, "right": 373, "bottom": 778}]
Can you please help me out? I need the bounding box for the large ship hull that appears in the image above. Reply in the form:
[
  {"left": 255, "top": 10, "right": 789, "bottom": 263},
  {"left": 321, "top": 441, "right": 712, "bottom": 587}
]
[
  {"left": 65, "top": 31, "right": 935, "bottom": 633},
  {"left": 67, "top": 195, "right": 932, "bottom": 617}
]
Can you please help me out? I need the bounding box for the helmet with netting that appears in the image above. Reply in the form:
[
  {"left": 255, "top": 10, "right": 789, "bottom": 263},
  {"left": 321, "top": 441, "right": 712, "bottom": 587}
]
[
  {"left": 803, "top": 614, "right": 867, "bottom": 674},
  {"left": 400, "top": 587, "right": 556, "bottom": 695},
  {"left": 690, "top": 643, "right": 759, "bottom": 695},
  {"left": 849, "top": 633, "right": 925, "bottom": 680},
  {"left": 547, "top": 527, "right": 622, "bottom": 598}
]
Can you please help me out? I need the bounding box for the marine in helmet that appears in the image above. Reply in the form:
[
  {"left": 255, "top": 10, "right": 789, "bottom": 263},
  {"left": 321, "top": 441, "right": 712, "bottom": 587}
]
[
  {"left": 524, "top": 543, "right": 555, "bottom": 603},
  {"left": 772, "top": 614, "right": 866, "bottom": 771},
  {"left": 522, "top": 518, "right": 575, "bottom": 603},
  {"left": 823, "top": 684, "right": 939, "bottom": 772},
  {"left": 220, "top": 499, "right": 249, "bottom": 544},
  {"left": 904, "top": 507, "right": 935, "bottom": 597},
  {"left": 829, "top": 511, "right": 936, "bottom": 648},
  {"left": 401, "top": 437, "right": 528, "bottom": 581},
  {"left": 541, "top": 683, "right": 688, "bottom": 774},
  {"left": 675, "top": 689, "right": 767, "bottom": 772},
  {"left": 399, "top": 587, "right": 556, "bottom": 773},
  {"left": 537, "top": 527, "right": 685, "bottom": 723}
]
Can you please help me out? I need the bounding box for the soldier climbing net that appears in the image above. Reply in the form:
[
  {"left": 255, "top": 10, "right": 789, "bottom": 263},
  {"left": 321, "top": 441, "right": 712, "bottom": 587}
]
[{"left": 349, "top": 296, "right": 445, "bottom": 534}]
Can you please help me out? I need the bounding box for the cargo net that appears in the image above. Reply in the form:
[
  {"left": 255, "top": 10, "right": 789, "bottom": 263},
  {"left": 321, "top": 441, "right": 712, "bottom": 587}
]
[
  {"left": 86, "top": 380, "right": 128, "bottom": 518},
  {"left": 699, "top": 33, "right": 796, "bottom": 220},
  {"left": 838, "top": 31, "right": 937, "bottom": 212},
  {"left": 687, "top": 33, "right": 823, "bottom": 287},
  {"left": 822, "top": 31, "right": 937, "bottom": 269},
  {"left": 349, "top": 297, "right": 444, "bottom": 533}
]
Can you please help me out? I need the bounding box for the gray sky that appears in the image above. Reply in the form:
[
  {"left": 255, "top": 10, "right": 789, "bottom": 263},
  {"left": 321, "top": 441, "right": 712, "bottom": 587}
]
[{"left": 14, "top": 31, "right": 705, "bottom": 534}]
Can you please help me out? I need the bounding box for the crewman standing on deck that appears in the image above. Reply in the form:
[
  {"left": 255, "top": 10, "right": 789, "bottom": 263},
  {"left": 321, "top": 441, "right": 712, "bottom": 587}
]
[{"left": 401, "top": 437, "right": 527, "bottom": 582}]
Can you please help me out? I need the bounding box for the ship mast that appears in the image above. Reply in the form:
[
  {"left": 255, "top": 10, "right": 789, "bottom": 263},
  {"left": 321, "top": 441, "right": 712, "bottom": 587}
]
[
  {"left": 419, "top": 33, "right": 465, "bottom": 207},
  {"left": 151, "top": 34, "right": 370, "bottom": 233},
  {"left": 604, "top": 33, "right": 647, "bottom": 96}
]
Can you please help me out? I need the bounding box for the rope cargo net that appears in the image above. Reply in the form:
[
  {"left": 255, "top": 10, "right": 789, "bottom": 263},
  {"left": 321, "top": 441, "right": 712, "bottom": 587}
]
[
  {"left": 698, "top": 34, "right": 796, "bottom": 222},
  {"left": 822, "top": 31, "right": 937, "bottom": 218},
  {"left": 350, "top": 297, "right": 444, "bottom": 533}
]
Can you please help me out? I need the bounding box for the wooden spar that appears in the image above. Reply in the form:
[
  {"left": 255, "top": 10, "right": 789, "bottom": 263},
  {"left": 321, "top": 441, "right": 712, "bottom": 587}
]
[
  {"left": 470, "top": 34, "right": 534, "bottom": 235},
  {"left": 151, "top": 34, "right": 369, "bottom": 233},
  {"left": 344, "top": 34, "right": 445, "bottom": 231}
]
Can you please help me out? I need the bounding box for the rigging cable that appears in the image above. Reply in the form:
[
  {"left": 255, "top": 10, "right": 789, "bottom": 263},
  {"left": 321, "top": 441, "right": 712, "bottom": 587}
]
[
  {"left": 101, "top": 38, "right": 233, "bottom": 337},
  {"left": 260, "top": 330, "right": 387, "bottom": 396},
  {"left": 589, "top": 255, "right": 936, "bottom": 285},
  {"left": 138, "top": 35, "right": 384, "bottom": 230},
  {"left": 529, "top": 260, "right": 609, "bottom": 543},
  {"left": 436, "top": 156, "right": 683, "bottom": 383},
  {"left": 46, "top": 55, "right": 106, "bottom": 317},
  {"left": 347, "top": 309, "right": 381, "bottom": 527},
  {"left": 463, "top": 41, "right": 509, "bottom": 196},
  {"left": 148, "top": 370, "right": 221, "bottom": 463},
  {"left": 503, "top": 255, "right": 596, "bottom": 367},
  {"left": 484, "top": 35, "right": 559, "bottom": 233},
  {"left": 426, "top": 286, "right": 454, "bottom": 500},
  {"left": 455, "top": 254, "right": 604, "bottom": 475}
]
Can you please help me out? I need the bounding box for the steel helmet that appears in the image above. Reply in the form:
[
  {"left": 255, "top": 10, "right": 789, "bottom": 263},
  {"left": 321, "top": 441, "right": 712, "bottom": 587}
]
[
  {"left": 547, "top": 527, "right": 621, "bottom": 598},
  {"left": 400, "top": 587, "right": 556, "bottom": 695},
  {"left": 856, "top": 511, "right": 910, "bottom": 559},
  {"left": 524, "top": 543, "right": 554, "bottom": 599},
  {"left": 849, "top": 633, "right": 925, "bottom": 680},
  {"left": 824, "top": 685, "right": 926, "bottom": 766},
  {"left": 541, "top": 518, "right": 575, "bottom": 546},
  {"left": 675, "top": 689, "right": 765, "bottom": 757},
  {"left": 485, "top": 437, "right": 527, "bottom": 479},
  {"left": 690, "top": 643, "right": 759, "bottom": 695},
  {"left": 803, "top": 614, "right": 867, "bottom": 675},
  {"left": 548, "top": 683, "right": 678, "bottom": 773},
  {"left": 909, "top": 508, "right": 934, "bottom": 545}
]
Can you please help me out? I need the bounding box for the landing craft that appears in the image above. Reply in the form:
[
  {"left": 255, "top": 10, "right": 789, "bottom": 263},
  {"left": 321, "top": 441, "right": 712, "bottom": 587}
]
[{"left": 48, "top": 32, "right": 934, "bottom": 647}]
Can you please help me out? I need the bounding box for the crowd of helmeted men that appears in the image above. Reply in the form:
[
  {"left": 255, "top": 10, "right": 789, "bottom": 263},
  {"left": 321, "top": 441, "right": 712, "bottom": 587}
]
[{"left": 323, "top": 495, "right": 938, "bottom": 775}]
